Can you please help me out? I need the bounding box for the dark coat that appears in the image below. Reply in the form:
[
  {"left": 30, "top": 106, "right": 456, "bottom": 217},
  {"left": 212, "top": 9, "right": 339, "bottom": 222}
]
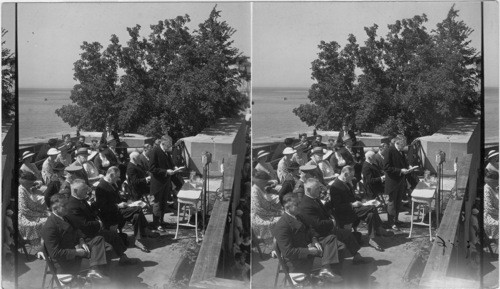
[
  {"left": 94, "top": 154, "right": 118, "bottom": 176},
  {"left": 337, "top": 130, "right": 355, "bottom": 143},
  {"left": 330, "top": 147, "right": 355, "bottom": 174},
  {"left": 95, "top": 179, "right": 124, "bottom": 228},
  {"left": 272, "top": 213, "right": 317, "bottom": 273},
  {"left": 297, "top": 195, "right": 335, "bottom": 237},
  {"left": 149, "top": 146, "right": 183, "bottom": 197},
  {"left": 126, "top": 162, "right": 149, "bottom": 199},
  {"left": 361, "top": 161, "right": 384, "bottom": 198},
  {"left": 65, "top": 196, "right": 101, "bottom": 238},
  {"left": 100, "top": 130, "right": 120, "bottom": 145},
  {"left": 44, "top": 180, "right": 62, "bottom": 209},
  {"left": 41, "top": 214, "right": 84, "bottom": 274},
  {"left": 383, "top": 146, "right": 408, "bottom": 198},
  {"left": 329, "top": 178, "right": 358, "bottom": 226}
]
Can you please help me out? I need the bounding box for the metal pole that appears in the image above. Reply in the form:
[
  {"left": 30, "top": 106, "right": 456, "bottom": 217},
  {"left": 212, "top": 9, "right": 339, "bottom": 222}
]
[{"left": 202, "top": 164, "right": 207, "bottom": 234}]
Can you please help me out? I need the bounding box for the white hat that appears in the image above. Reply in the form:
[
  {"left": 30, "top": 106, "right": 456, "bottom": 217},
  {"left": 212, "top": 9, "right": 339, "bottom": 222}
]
[
  {"left": 21, "top": 151, "right": 35, "bottom": 161},
  {"left": 282, "top": 147, "right": 296, "bottom": 155},
  {"left": 488, "top": 150, "right": 499, "bottom": 160},
  {"left": 256, "top": 150, "right": 270, "bottom": 159},
  {"left": 47, "top": 148, "right": 60, "bottom": 156}
]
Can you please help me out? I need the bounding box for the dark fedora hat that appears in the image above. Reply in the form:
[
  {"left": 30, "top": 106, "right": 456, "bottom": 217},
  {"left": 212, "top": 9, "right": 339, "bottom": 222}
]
[{"left": 19, "top": 171, "right": 37, "bottom": 181}]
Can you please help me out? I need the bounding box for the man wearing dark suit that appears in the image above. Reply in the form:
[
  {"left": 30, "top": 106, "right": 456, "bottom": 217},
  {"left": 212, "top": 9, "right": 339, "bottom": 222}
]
[
  {"left": 383, "top": 136, "right": 411, "bottom": 230},
  {"left": 149, "top": 135, "right": 183, "bottom": 230},
  {"left": 95, "top": 166, "right": 154, "bottom": 252},
  {"left": 65, "top": 179, "right": 136, "bottom": 265},
  {"left": 298, "top": 178, "right": 368, "bottom": 263},
  {"left": 362, "top": 151, "right": 385, "bottom": 200},
  {"left": 100, "top": 124, "right": 120, "bottom": 145},
  {"left": 138, "top": 144, "right": 152, "bottom": 172},
  {"left": 374, "top": 142, "right": 389, "bottom": 173},
  {"left": 42, "top": 194, "right": 108, "bottom": 279},
  {"left": 337, "top": 123, "right": 355, "bottom": 144},
  {"left": 273, "top": 194, "right": 344, "bottom": 283},
  {"left": 330, "top": 166, "right": 390, "bottom": 251},
  {"left": 127, "top": 152, "right": 151, "bottom": 200}
]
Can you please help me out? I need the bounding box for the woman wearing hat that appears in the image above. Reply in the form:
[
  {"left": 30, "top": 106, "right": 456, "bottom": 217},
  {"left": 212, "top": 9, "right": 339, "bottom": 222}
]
[
  {"left": 254, "top": 150, "right": 278, "bottom": 181},
  {"left": 55, "top": 145, "right": 73, "bottom": 167},
  {"left": 277, "top": 147, "right": 296, "bottom": 183},
  {"left": 43, "top": 161, "right": 68, "bottom": 209},
  {"left": 251, "top": 171, "right": 283, "bottom": 245},
  {"left": 20, "top": 151, "right": 43, "bottom": 182},
  {"left": 41, "top": 148, "right": 60, "bottom": 185},
  {"left": 486, "top": 150, "right": 499, "bottom": 174},
  {"left": 484, "top": 171, "right": 499, "bottom": 240},
  {"left": 18, "top": 171, "right": 49, "bottom": 251}
]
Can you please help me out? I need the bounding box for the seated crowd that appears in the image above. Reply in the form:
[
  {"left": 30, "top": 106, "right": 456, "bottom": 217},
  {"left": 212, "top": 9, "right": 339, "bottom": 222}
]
[
  {"left": 16, "top": 129, "right": 187, "bottom": 282},
  {"left": 253, "top": 127, "right": 419, "bottom": 284}
]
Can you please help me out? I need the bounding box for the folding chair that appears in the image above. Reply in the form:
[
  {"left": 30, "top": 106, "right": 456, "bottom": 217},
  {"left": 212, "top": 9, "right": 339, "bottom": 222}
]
[
  {"left": 273, "top": 242, "right": 297, "bottom": 288},
  {"left": 251, "top": 229, "right": 264, "bottom": 260},
  {"left": 40, "top": 243, "right": 82, "bottom": 289}
]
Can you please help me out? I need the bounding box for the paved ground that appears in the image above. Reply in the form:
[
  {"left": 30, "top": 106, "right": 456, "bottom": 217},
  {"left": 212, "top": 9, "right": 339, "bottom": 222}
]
[
  {"left": 252, "top": 209, "right": 432, "bottom": 289},
  {"left": 6, "top": 179, "right": 222, "bottom": 289},
  {"left": 251, "top": 178, "right": 489, "bottom": 289}
]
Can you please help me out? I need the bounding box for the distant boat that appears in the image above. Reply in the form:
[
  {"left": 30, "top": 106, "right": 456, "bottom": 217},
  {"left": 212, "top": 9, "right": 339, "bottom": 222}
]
[
  {"left": 44, "top": 98, "right": 48, "bottom": 101},
  {"left": 284, "top": 97, "right": 287, "bottom": 100}
]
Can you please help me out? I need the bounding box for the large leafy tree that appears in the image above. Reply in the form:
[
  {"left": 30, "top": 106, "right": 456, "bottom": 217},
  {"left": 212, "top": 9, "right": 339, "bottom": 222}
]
[
  {"left": 294, "top": 6, "right": 480, "bottom": 141},
  {"left": 56, "top": 7, "right": 249, "bottom": 140},
  {"left": 2, "top": 29, "right": 15, "bottom": 123}
]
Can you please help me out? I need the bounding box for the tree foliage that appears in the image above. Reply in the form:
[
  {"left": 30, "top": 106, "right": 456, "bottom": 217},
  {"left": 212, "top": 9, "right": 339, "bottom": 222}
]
[
  {"left": 2, "top": 29, "right": 15, "bottom": 123},
  {"left": 294, "top": 6, "right": 480, "bottom": 141},
  {"left": 56, "top": 7, "right": 249, "bottom": 140}
]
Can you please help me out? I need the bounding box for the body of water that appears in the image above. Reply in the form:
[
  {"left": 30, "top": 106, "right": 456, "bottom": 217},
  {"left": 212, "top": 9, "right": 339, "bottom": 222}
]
[
  {"left": 18, "top": 87, "right": 498, "bottom": 144},
  {"left": 19, "top": 88, "right": 73, "bottom": 139},
  {"left": 253, "top": 86, "right": 499, "bottom": 143}
]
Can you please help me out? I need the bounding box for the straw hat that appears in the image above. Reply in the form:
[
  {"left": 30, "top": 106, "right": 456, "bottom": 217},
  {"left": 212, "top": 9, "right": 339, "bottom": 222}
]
[
  {"left": 47, "top": 148, "right": 60, "bottom": 156},
  {"left": 256, "top": 150, "right": 270, "bottom": 159},
  {"left": 21, "top": 151, "right": 35, "bottom": 161},
  {"left": 282, "top": 147, "right": 296, "bottom": 155},
  {"left": 487, "top": 150, "right": 499, "bottom": 160},
  {"left": 299, "top": 164, "right": 317, "bottom": 172}
]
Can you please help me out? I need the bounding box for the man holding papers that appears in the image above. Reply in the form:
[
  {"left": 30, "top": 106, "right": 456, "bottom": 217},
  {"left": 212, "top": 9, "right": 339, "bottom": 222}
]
[{"left": 383, "top": 136, "right": 415, "bottom": 230}]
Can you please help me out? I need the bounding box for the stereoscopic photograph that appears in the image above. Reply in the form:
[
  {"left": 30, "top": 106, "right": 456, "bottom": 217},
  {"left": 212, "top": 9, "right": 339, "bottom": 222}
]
[
  {"left": 251, "top": 1, "right": 498, "bottom": 288},
  {"left": 2, "top": 2, "right": 251, "bottom": 288}
]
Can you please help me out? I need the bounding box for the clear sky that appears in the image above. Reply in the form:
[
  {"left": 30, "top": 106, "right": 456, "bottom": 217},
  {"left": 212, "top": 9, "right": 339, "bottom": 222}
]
[
  {"left": 1, "top": 2, "right": 251, "bottom": 89},
  {"left": 253, "top": 1, "right": 498, "bottom": 88}
]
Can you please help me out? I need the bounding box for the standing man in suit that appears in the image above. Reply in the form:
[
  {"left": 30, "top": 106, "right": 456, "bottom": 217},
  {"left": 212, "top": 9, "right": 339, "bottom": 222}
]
[
  {"left": 65, "top": 179, "right": 136, "bottom": 265},
  {"left": 273, "top": 194, "right": 344, "bottom": 283},
  {"left": 149, "top": 135, "right": 182, "bottom": 231},
  {"left": 41, "top": 194, "right": 109, "bottom": 280},
  {"left": 362, "top": 151, "right": 385, "bottom": 200},
  {"left": 383, "top": 136, "right": 411, "bottom": 230},
  {"left": 298, "top": 178, "right": 368, "bottom": 264}
]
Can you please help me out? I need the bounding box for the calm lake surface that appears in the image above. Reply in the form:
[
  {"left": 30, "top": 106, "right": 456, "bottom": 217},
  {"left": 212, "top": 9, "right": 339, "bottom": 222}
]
[{"left": 19, "top": 87, "right": 498, "bottom": 144}]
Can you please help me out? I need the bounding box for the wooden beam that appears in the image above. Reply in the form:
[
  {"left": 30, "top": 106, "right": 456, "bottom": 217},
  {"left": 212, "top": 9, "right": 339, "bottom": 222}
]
[
  {"left": 189, "top": 155, "right": 237, "bottom": 287},
  {"left": 191, "top": 277, "right": 247, "bottom": 289},
  {"left": 420, "top": 154, "right": 472, "bottom": 288}
]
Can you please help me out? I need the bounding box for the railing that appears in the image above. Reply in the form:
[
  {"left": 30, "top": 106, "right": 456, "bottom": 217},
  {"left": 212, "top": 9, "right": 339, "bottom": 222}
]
[
  {"left": 419, "top": 154, "right": 480, "bottom": 288},
  {"left": 189, "top": 154, "right": 247, "bottom": 288}
]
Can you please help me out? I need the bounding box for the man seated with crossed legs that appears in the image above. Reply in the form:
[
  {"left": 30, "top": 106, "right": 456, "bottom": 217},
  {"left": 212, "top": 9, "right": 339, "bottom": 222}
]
[
  {"left": 273, "top": 194, "right": 344, "bottom": 284},
  {"left": 41, "top": 194, "right": 109, "bottom": 281}
]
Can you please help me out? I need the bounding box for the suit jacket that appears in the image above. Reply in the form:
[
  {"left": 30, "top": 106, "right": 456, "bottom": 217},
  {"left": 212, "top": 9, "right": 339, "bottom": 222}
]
[
  {"left": 149, "top": 146, "right": 175, "bottom": 196},
  {"left": 41, "top": 214, "right": 83, "bottom": 274},
  {"left": 95, "top": 179, "right": 123, "bottom": 227},
  {"left": 65, "top": 196, "right": 101, "bottom": 238},
  {"left": 297, "top": 195, "right": 335, "bottom": 237},
  {"left": 361, "top": 161, "right": 384, "bottom": 198},
  {"left": 383, "top": 146, "right": 408, "bottom": 197},
  {"left": 126, "top": 162, "right": 149, "bottom": 198},
  {"left": 329, "top": 178, "right": 358, "bottom": 226},
  {"left": 337, "top": 130, "right": 355, "bottom": 143},
  {"left": 272, "top": 213, "right": 317, "bottom": 273},
  {"left": 329, "top": 148, "right": 355, "bottom": 174},
  {"left": 137, "top": 153, "right": 150, "bottom": 172},
  {"left": 373, "top": 153, "right": 385, "bottom": 173}
]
